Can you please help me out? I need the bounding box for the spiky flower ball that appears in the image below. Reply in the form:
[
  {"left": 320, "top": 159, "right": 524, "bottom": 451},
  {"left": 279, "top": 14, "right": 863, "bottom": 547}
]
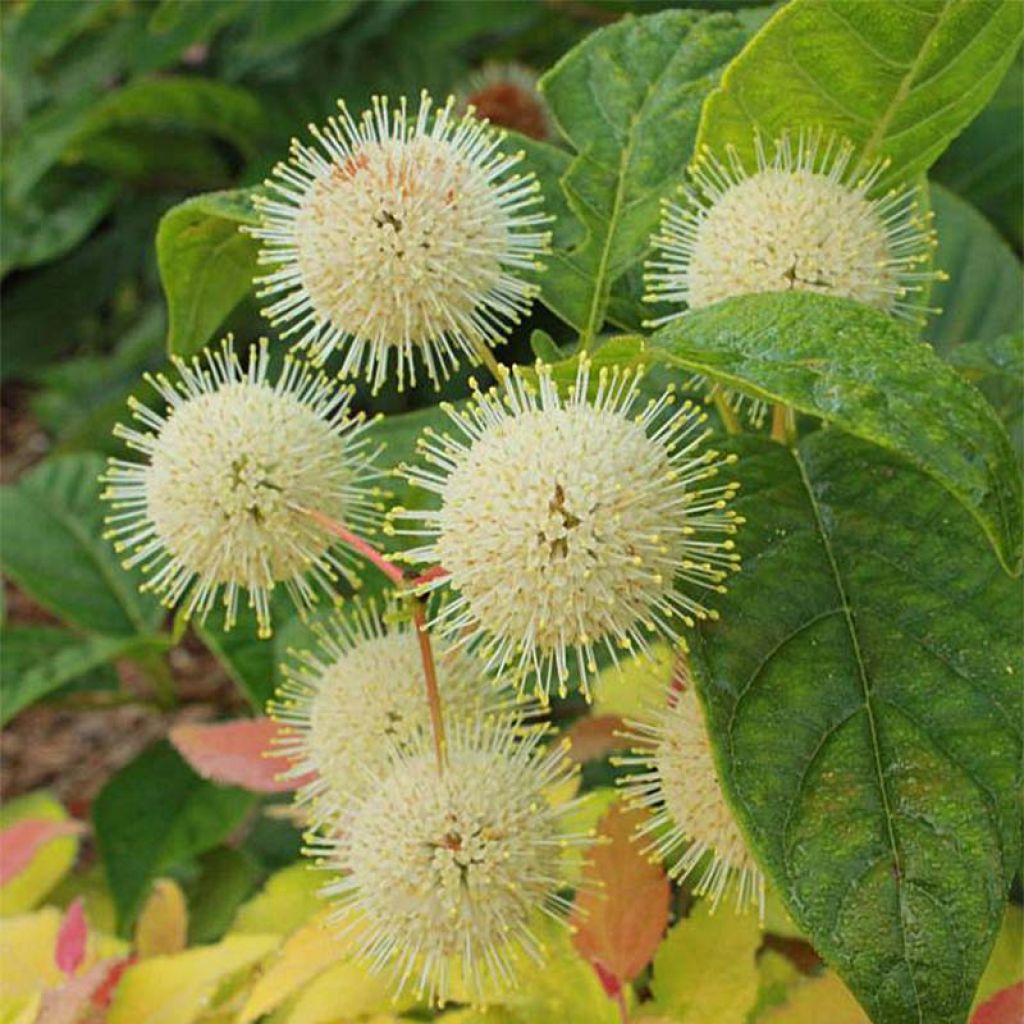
[
  {"left": 394, "top": 360, "right": 742, "bottom": 699},
  {"left": 249, "top": 91, "right": 550, "bottom": 391},
  {"left": 458, "top": 62, "right": 551, "bottom": 141},
  {"left": 101, "top": 338, "right": 383, "bottom": 636},
  {"left": 618, "top": 656, "right": 764, "bottom": 916},
  {"left": 645, "top": 131, "right": 938, "bottom": 321},
  {"left": 315, "top": 712, "right": 589, "bottom": 1004},
  {"left": 270, "top": 600, "right": 500, "bottom": 823}
]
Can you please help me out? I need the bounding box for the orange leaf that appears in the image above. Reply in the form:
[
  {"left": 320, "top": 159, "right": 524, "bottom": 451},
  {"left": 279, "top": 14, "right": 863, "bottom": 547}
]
[
  {"left": 0, "top": 819, "right": 85, "bottom": 886},
  {"left": 972, "top": 983, "right": 1024, "bottom": 1024},
  {"left": 169, "top": 718, "right": 313, "bottom": 793},
  {"left": 570, "top": 800, "right": 670, "bottom": 997},
  {"left": 566, "top": 715, "right": 626, "bottom": 764}
]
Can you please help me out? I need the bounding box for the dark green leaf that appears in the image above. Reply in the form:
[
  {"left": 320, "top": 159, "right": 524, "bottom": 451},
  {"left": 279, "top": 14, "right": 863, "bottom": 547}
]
[
  {"left": 156, "top": 188, "right": 261, "bottom": 358},
  {"left": 0, "top": 454, "right": 164, "bottom": 635},
  {"left": 186, "top": 846, "right": 262, "bottom": 943},
  {"left": 698, "top": 0, "right": 1024, "bottom": 192},
  {"left": 928, "top": 185, "right": 1023, "bottom": 356},
  {"left": 536, "top": 10, "right": 748, "bottom": 341},
  {"left": 932, "top": 57, "right": 1023, "bottom": 249},
  {"left": 650, "top": 292, "right": 1023, "bottom": 575},
  {"left": 0, "top": 627, "right": 128, "bottom": 725},
  {"left": 692, "top": 430, "right": 1021, "bottom": 1024},
  {"left": 93, "top": 739, "right": 255, "bottom": 930}
]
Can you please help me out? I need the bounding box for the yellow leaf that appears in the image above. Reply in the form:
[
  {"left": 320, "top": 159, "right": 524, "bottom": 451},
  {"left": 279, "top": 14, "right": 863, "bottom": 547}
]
[
  {"left": 592, "top": 645, "right": 673, "bottom": 720},
  {"left": 231, "top": 863, "right": 323, "bottom": 936},
  {"left": 135, "top": 879, "right": 188, "bottom": 957},
  {"left": 758, "top": 971, "right": 868, "bottom": 1023},
  {"left": 0, "top": 792, "right": 80, "bottom": 916},
  {"left": 107, "top": 934, "right": 276, "bottom": 1024},
  {"left": 0, "top": 908, "right": 63, "bottom": 998},
  {"left": 559, "top": 787, "right": 617, "bottom": 885},
  {"left": 762, "top": 887, "right": 803, "bottom": 940},
  {"left": 0, "top": 992, "right": 42, "bottom": 1024},
  {"left": 238, "top": 909, "right": 365, "bottom": 1023},
  {"left": 974, "top": 904, "right": 1023, "bottom": 1011},
  {"left": 277, "top": 958, "right": 410, "bottom": 1024},
  {"left": 649, "top": 900, "right": 761, "bottom": 1024}
]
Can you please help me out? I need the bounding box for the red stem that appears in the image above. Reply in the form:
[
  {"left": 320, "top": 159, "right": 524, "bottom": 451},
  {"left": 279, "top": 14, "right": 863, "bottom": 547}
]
[
  {"left": 298, "top": 506, "right": 406, "bottom": 586},
  {"left": 297, "top": 505, "right": 446, "bottom": 772}
]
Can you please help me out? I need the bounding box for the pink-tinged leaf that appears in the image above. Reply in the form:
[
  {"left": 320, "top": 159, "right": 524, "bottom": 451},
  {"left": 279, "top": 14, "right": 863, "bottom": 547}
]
[
  {"left": 55, "top": 898, "right": 87, "bottom": 977},
  {"left": 39, "top": 958, "right": 122, "bottom": 1024},
  {"left": 972, "top": 982, "right": 1024, "bottom": 1024},
  {"left": 570, "top": 801, "right": 671, "bottom": 996},
  {"left": 92, "top": 955, "right": 136, "bottom": 1010},
  {"left": 566, "top": 715, "right": 626, "bottom": 764},
  {"left": 0, "top": 819, "right": 84, "bottom": 886},
  {"left": 169, "top": 718, "right": 313, "bottom": 793}
]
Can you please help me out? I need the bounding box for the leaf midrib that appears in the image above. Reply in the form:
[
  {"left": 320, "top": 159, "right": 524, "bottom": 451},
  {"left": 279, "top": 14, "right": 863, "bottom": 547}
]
[{"left": 792, "top": 445, "right": 925, "bottom": 1024}]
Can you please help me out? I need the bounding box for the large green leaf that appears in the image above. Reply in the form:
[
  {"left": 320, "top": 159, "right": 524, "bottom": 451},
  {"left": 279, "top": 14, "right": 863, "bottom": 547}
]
[
  {"left": 0, "top": 454, "right": 164, "bottom": 635},
  {"left": 536, "top": 9, "right": 748, "bottom": 342},
  {"left": 649, "top": 292, "right": 1022, "bottom": 575},
  {"left": 93, "top": 739, "right": 255, "bottom": 930},
  {"left": 0, "top": 626, "right": 152, "bottom": 726},
  {"left": 928, "top": 185, "right": 1023, "bottom": 355},
  {"left": 156, "top": 188, "right": 261, "bottom": 358},
  {"left": 932, "top": 57, "right": 1022, "bottom": 249},
  {"left": 691, "top": 431, "right": 1021, "bottom": 1024},
  {"left": 697, "top": 0, "right": 1024, "bottom": 192}
]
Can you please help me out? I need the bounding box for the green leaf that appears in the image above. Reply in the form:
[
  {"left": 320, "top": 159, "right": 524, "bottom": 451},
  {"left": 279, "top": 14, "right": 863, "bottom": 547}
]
[
  {"left": 232, "top": 0, "right": 361, "bottom": 59},
  {"left": 928, "top": 185, "right": 1023, "bottom": 355},
  {"left": 697, "top": 0, "right": 1024, "bottom": 192},
  {"left": 691, "top": 431, "right": 1022, "bottom": 1024},
  {"left": 536, "top": 9, "right": 748, "bottom": 342},
  {"left": 156, "top": 188, "right": 261, "bottom": 358},
  {"left": 93, "top": 740, "right": 256, "bottom": 930},
  {"left": 185, "top": 846, "right": 262, "bottom": 944},
  {"left": 0, "top": 454, "right": 164, "bottom": 635},
  {"left": 649, "top": 291, "right": 1022, "bottom": 575},
  {"left": 0, "top": 627, "right": 141, "bottom": 726},
  {"left": 932, "top": 57, "right": 1023, "bottom": 249},
  {"left": 947, "top": 335, "right": 1023, "bottom": 464}
]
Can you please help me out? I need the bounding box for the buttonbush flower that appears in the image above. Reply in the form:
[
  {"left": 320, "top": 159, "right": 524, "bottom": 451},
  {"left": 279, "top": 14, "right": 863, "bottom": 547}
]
[
  {"left": 646, "top": 130, "right": 938, "bottom": 319},
  {"left": 250, "top": 91, "right": 550, "bottom": 391},
  {"left": 618, "top": 656, "right": 764, "bottom": 916},
  {"left": 457, "top": 62, "right": 552, "bottom": 141},
  {"left": 313, "top": 710, "right": 590, "bottom": 1004},
  {"left": 101, "top": 338, "right": 383, "bottom": 637},
  {"left": 645, "top": 131, "right": 940, "bottom": 424},
  {"left": 393, "top": 360, "right": 742, "bottom": 700},
  {"left": 269, "top": 599, "right": 501, "bottom": 824}
]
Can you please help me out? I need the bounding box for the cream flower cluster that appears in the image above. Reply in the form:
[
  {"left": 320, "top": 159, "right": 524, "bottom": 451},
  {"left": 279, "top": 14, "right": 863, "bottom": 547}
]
[
  {"left": 617, "top": 654, "right": 764, "bottom": 917},
  {"left": 311, "top": 712, "right": 589, "bottom": 1004},
  {"left": 394, "top": 359, "right": 742, "bottom": 699},
  {"left": 250, "top": 91, "right": 550, "bottom": 391},
  {"left": 269, "top": 599, "right": 499, "bottom": 825},
  {"left": 100, "top": 338, "right": 383, "bottom": 636},
  {"left": 646, "top": 131, "right": 938, "bottom": 320}
]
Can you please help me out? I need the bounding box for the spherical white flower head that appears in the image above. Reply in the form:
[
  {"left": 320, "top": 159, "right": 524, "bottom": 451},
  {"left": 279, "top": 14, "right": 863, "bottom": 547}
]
[
  {"left": 249, "top": 91, "right": 550, "bottom": 392},
  {"left": 618, "top": 657, "right": 764, "bottom": 917},
  {"left": 101, "top": 338, "right": 384, "bottom": 637},
  {"left": 393, "top": 360, "right": 742, "bottom": 700},
  {"left": 314, "top": 713, "right": 589, "bottom": 1004},
  {"left": 645, "top": 131, "right": 938, "bottom": 320},
  {"left": 270, "top": 599, "right": 502, "bottom": 824}
]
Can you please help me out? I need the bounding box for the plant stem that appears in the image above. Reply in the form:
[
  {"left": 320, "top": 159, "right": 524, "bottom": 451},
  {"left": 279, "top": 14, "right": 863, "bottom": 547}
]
[
  {"left": 296, "top": 506, "right": 406, "bottom": 586},
  {"left": 296, "top": 505, "right": 447, "bottom": 773},
  {"left": 713, "top": 391, "right": 742, "bottom": 435},
  {"left": 413, "top": 599, "right": 447, "bottom": 772},
  {"left": 615, "top": 988, "right": 630, "bottom": 1024},
  {"left": 770, "top": 403, "right": 797, "bottom": 446}
]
